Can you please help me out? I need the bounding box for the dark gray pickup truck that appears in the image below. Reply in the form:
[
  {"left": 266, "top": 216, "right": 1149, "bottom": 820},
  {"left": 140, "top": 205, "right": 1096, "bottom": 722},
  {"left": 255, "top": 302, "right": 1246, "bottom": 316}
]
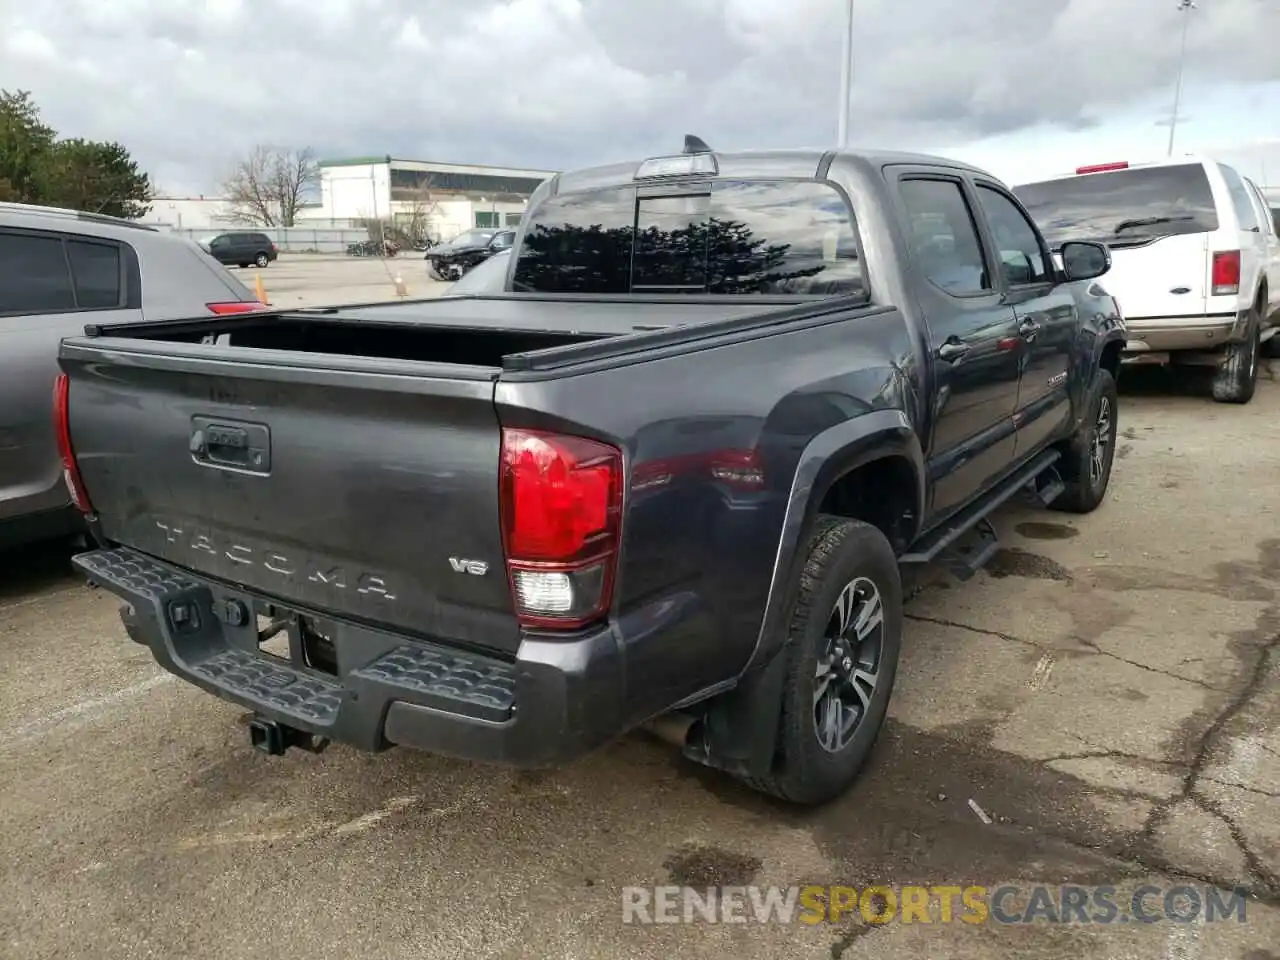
[{"left": 59, "top": 140, "right": 1125, "bottom": 804}]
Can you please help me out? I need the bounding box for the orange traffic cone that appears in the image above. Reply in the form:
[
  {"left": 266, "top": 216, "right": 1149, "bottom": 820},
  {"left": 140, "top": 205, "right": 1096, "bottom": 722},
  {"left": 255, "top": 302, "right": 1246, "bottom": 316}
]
[
  {"left": 393, "top": 274, "right": 408, "bottom": 298},
  {"left": 254, "top": 273, "right": 268, "bottom": 304}
]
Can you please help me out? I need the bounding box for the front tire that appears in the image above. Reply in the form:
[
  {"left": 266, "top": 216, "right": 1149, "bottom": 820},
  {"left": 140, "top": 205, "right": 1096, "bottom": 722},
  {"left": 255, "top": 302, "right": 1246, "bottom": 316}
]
[
  {"left": 1051, "top": 367, "right": 1118, "bottom": 514},
  {"left": 1212, "top": 308, "right": 1260, "bottom": 404},
  {"left": 746, "top": 515, "right": 902, "bottom": 806}
]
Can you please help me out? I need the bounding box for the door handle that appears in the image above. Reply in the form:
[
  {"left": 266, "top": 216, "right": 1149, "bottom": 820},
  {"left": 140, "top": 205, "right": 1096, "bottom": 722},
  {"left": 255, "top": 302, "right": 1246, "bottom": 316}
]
[
  {"left": 937, "top": 339, "right": 970, "bottom": 362},
  {"left": 1018, "top": 318, "right": 1041, "bottom": 341}
]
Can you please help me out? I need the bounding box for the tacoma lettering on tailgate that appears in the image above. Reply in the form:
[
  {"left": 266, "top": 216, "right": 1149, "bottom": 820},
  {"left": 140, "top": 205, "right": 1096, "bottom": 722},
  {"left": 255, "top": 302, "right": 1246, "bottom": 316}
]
[{"left": 153, "top": 519, "right": 397, "bottom": 600}]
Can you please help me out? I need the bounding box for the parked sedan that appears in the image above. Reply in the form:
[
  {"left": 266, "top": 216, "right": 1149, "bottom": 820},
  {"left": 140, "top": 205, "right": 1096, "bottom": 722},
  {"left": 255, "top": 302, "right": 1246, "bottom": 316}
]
[
  {"left": 0, "top": 202, "right": 265, "bottom": 549},
  {"left": 425, "top": 228, "right": 515, "bottom": 281}
]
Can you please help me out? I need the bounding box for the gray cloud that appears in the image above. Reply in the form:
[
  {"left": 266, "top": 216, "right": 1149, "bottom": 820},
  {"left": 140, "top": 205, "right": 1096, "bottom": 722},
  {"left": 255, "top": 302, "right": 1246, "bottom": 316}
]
[{"left": 1, "top": 0, "right": 1277, "bottom": 191}]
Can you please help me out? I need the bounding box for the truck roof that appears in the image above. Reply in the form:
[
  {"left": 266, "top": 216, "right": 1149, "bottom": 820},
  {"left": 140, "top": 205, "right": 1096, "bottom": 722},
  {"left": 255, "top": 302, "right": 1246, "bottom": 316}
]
[{"left": 549, "top": 145, "right": 997, "bottom": 196}]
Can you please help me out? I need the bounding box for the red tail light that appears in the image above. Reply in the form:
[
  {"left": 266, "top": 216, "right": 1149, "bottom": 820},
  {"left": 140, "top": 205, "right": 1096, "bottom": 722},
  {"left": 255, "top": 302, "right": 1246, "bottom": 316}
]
[
  {"left": 53, "top": 374, "right": 94, "bottom": 515},
  {"left": 499, "top": 428, "right": 622, "bottom": 629},
  {"left": 1211, "top": 250, "right": 1240, "bottom": 296},
  {"left": 207, "top": 301, "right": 267, "bottom": 314},
  {"left": 1076, "top": 162, "right": 1129, "bottom": 174}
]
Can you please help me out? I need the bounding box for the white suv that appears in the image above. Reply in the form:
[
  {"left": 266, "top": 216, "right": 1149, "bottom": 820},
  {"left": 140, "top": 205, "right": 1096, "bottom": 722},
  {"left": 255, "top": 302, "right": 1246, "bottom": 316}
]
[{"left": 1014, "top": 157, "right": 1280, "bottom": 404}]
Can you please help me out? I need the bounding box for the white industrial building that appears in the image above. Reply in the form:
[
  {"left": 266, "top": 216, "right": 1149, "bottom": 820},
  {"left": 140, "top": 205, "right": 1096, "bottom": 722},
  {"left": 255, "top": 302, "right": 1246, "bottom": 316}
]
[
  {"left": 305, "top": 155, "right": 557, "bottom": 241},
  {"left": 143, "top": 195, "right": 241, "bottom": 230}
]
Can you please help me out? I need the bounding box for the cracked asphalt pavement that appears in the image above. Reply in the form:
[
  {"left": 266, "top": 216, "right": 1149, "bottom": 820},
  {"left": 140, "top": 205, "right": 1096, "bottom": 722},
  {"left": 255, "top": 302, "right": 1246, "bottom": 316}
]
[{"left": 2, "top": 363, "right": 1279, "bottom": 959}]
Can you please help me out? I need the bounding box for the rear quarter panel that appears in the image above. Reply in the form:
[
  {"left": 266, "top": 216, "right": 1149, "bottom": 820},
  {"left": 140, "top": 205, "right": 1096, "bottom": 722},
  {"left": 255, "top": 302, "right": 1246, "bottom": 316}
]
[{"left": 496, "top": 305, "right": 921, "bottom": 726}]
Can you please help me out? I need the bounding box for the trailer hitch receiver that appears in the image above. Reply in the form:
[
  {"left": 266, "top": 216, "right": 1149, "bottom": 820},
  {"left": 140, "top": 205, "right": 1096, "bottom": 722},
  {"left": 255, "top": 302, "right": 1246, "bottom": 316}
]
[{"left": 247, "top": 716, "right": 330, "bottom": 756}]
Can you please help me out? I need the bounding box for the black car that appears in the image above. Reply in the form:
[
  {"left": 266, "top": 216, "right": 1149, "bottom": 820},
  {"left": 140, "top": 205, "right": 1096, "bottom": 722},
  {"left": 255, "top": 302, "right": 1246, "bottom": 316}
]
[
  {"left": 206, "top": 232, "right": 279, "bottom": 268},
  {"left": 425, "top": 228, "right": 515, "bottom": 281}
]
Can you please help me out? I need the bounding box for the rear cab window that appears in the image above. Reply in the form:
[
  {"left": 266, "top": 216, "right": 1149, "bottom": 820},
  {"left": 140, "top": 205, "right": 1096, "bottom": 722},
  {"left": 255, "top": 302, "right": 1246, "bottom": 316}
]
[
  {"left": 512, "top": 179, "right": 864, "bottom": 296},
  {"left": 1013, "top": 163, "right": 1219, "bottom": 250}
]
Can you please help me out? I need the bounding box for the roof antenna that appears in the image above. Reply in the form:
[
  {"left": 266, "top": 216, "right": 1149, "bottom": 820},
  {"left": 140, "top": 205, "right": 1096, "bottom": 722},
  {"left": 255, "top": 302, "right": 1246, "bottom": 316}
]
[{"left": 683, "top": 134, "right": 712, "bottom": 155}]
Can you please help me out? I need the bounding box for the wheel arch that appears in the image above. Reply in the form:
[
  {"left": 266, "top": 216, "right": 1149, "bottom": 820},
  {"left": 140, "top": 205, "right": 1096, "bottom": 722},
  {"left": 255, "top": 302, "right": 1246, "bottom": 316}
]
[
  {"left": 681, "top": 411, "right": 922, "bottom": 781},
  {"left": 753, "top": 410, "right": 924, "bottom": 671}
]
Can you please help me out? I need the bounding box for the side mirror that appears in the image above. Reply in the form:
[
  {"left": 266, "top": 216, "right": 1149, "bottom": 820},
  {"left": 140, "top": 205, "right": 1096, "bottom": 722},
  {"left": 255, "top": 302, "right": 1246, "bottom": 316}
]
[{"left": 1060, "top": 241, "right": 1111, "bottom": 281}]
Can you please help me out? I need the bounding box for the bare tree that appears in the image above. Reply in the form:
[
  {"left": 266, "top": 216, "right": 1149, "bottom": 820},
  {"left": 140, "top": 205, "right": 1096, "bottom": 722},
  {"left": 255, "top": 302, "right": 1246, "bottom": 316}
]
[
  {"left": 399, "top": 179, "right": 442, "bottom": 247},
  {"left": 222, "top": 145, "right": 319, "bottom": 227}
]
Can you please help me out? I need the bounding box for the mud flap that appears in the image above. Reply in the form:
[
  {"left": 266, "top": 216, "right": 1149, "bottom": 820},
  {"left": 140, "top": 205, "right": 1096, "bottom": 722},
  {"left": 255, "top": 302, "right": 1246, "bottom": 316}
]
[{"left": 681, "top": 642, "right": 790, "bottom": 779}]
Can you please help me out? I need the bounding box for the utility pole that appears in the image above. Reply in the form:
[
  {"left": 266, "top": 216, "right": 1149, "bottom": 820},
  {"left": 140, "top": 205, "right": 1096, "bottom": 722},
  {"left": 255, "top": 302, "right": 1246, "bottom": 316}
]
[
  {"left": 1166, "top": 0, "right": 1195, "bottom": 157},
  {"left": 836, "top": 0, "right": 854, "bottom": 148}
]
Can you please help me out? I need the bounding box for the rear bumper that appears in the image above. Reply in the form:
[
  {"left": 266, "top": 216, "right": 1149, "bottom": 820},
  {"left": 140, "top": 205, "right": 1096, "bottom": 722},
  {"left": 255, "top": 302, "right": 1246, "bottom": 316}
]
[
  {"left": 1122, "top": 311, "right": 1244, "bottom": 356},
  {"left": 74, "top": 547, "right": 626, "bottom": 767}
]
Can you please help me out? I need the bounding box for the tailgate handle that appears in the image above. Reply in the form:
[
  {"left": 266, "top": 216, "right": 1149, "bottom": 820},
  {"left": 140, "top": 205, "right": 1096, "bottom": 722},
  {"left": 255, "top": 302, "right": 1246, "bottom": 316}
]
[{"left": 190, "top": 417, "right": 271, "bottom": 474}]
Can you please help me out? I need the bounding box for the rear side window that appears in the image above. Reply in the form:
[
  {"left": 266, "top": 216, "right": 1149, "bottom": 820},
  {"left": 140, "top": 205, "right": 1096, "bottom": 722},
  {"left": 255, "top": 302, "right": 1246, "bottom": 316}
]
[
  {"left": 67, "top": 239, "right": 122, "bottom": 308},
  {"left": 513, "top": 180, "right": 864, "bottom": 296},
  {"left": 0, "top": 233, "right": 76, "bottom": 314},
  {"left": 1013, "top": 164, "right": 1219, "bottom": 248},
  {"left": 1218, "top": 164, "right": 1258, "bottom": 232}
]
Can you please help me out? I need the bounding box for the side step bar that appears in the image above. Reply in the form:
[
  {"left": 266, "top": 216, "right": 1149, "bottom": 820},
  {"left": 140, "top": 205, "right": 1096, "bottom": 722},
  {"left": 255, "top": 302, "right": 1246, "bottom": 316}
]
[{"left": 900, "top": 449, "right": 1063, "bottom": 580}]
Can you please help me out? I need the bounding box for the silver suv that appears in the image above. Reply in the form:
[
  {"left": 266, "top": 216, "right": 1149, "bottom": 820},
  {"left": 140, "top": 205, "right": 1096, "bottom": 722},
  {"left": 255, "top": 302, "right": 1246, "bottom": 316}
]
[{"left": 0, "top": 202, "right": 264, "bottom": 548}]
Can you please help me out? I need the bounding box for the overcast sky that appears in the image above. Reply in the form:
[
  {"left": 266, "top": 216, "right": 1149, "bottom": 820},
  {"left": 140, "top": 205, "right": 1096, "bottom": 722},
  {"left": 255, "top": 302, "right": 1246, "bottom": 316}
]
[{"left": 2, "top": 0, "right": 1279, "bottom": 194}]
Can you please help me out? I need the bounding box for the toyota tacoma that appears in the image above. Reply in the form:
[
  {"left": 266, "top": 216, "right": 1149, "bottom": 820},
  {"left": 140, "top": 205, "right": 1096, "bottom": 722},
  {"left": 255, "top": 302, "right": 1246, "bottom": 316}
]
[{"left": 58, "top": 138, "right": 1124, "bottom": 804}]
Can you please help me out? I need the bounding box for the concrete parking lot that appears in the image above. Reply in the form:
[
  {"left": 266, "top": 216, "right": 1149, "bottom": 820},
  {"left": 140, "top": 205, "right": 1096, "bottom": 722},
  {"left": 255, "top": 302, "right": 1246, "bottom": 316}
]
[
  {"left": 2, "top": 338, "right": 1278, "bottom": 956},
  {"left": 231, "top": 253, "right": 454, "bottom": 308}
]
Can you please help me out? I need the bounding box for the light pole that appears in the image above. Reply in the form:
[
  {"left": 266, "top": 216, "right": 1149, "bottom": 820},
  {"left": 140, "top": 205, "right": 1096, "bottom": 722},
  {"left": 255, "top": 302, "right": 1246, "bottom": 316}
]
[
  {"left": 836, "top": 0, "right": 854, "bottom": 147},
  {"left": 1166, "top": 0, "right": 1195, "bottom": 156}
]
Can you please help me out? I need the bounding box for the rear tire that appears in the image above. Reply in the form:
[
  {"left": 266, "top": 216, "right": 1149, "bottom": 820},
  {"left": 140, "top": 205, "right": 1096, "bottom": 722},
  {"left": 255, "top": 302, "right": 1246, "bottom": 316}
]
[
  {"left": 1051, "top": 367, "right": 1118, "bottom": 514},
  {"left": 254, "top": 252, "right": 270, "bottom": 268},
  {"left": 743, "top": 515, "right": 902, "bottom": 806},
  {"left": 1212, "top": 308, "right": 1260, "bottom": 404}
]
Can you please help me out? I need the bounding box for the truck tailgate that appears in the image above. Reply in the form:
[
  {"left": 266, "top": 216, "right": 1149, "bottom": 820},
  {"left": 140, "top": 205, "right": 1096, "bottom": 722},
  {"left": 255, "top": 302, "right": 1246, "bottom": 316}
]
[{"left": 60, "top": 342, "right": 521, "bottom": 656}]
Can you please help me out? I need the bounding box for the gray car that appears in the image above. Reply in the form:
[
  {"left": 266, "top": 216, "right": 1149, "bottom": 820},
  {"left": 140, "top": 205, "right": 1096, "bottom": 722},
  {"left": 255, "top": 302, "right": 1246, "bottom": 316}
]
[{"left": 0, "top": 202, "right": 263, "bottom": 548}]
